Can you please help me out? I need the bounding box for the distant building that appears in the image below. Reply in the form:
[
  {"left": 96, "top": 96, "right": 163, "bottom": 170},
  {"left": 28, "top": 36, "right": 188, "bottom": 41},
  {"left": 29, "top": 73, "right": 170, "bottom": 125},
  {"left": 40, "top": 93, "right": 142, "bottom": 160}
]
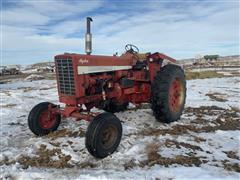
[
  {"left": 37, "top": 62, "right": 55, "bottom": 73},
  {"left": 179, "top": 55, "right": 239, "bottom": 69},
  {"left": 24, "top": 61, "right": 55, "bottom": 73},
  {"left": 0, "top": 65, "right": 21, "bottom": 76}
]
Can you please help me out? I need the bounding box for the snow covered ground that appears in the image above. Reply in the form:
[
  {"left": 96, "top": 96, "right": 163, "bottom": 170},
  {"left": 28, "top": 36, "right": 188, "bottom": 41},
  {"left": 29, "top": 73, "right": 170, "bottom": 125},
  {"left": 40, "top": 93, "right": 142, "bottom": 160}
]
[{"left": 0, "top": 77, "right": 239, "bottom": 180}]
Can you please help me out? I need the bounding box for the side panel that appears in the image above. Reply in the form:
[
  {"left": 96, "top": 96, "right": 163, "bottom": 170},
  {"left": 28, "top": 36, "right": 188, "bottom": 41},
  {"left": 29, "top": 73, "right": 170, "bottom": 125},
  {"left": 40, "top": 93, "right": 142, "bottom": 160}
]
[{"left": 148, "top": 60, "right": 162, "bottom": 82}]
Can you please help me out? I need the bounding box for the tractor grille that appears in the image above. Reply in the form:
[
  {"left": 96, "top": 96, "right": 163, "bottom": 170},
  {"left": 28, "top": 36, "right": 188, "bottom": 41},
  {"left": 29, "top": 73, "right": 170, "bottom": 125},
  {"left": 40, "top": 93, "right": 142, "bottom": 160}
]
[{"left": 55, "top": 58, "right": 75, "bottom": 95}]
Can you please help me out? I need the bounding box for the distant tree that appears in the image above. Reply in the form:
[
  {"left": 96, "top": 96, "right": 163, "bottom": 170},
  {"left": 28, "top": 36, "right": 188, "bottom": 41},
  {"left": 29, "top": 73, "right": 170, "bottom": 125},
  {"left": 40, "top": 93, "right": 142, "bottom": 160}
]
[{"left": 204, "top": 55, "right": 219, "bottom": 61}]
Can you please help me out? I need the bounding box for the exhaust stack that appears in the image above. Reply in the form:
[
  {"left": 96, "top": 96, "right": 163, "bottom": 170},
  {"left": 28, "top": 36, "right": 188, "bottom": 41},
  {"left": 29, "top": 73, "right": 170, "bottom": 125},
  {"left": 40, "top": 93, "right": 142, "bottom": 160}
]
[{"left": 85, "top": 17, "right": 93, "bottom": 55}]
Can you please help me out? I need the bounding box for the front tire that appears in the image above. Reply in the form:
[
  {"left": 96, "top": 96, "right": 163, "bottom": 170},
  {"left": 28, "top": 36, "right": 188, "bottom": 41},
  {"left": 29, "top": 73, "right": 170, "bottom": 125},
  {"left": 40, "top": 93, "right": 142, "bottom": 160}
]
[
  {"left": 28, "top": 102, "right": 61, "bottom": 136},
  {"left": 85, "top": 112, "right": 122, "bottom": 158},
  {"left": 151, "top": 64, "right": 186, "bottom": 123}
]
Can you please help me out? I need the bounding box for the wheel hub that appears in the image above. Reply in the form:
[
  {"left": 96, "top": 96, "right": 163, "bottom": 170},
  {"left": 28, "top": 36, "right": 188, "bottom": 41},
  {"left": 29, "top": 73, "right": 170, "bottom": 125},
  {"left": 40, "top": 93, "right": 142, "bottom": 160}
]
[
  {"left": 169, "top": 78, "right": 184, "bottom": 113},
  {"left": 38, "top": 110, "right": 56, "bottom": 129},
  {"left": 101, "top": 125, "right": 118, "bottom": 149}
]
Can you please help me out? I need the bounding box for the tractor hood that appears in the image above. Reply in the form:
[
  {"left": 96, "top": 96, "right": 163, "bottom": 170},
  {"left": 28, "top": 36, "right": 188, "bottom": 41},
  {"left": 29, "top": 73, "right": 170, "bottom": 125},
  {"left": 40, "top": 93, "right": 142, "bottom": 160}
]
[
  {"left": 55, "top": 53, "right": 136, "bottom": 75},
  {"left": 55, "top": 53, "right": 135, "bottom": 66}
]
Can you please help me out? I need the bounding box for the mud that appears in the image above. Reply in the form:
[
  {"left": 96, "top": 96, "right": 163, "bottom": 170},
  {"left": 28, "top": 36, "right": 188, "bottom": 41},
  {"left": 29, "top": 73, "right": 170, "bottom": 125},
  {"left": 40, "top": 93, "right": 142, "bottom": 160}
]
[
  {"left": 7, "top": 122, "right": 25, "bottom": 126},
  {"left": 22, "top": 87, "right": 35, "bottom": 92},
  {"left": 206, "top": 92, "right": 228, "bottom": 102},
  {"left": 39, "top": 86, "right": 55, "bottom": 90},
  {"left": 0, "top": 104, "right": 17, "bottom": 108}
]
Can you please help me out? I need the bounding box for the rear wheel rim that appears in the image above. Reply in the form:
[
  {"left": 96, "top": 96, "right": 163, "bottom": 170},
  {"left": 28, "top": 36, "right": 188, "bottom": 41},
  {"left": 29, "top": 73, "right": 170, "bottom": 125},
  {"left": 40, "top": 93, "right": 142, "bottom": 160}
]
[
  {"left": 169, "top": 77, "right": 184, "bottom": 113},
  {"left": 101, "top": 124, "right": 118, "bottom": 149},
  {"left": 38, "top": 110, "right": 56, "bottom": 129}
]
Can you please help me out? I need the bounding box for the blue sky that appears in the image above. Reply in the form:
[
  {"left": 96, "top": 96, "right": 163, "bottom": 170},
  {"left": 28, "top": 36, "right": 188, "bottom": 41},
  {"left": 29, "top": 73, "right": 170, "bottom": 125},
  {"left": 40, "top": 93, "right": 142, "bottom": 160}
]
[{"left": 1, "top": 0, "right": 239, "bottom": 65}]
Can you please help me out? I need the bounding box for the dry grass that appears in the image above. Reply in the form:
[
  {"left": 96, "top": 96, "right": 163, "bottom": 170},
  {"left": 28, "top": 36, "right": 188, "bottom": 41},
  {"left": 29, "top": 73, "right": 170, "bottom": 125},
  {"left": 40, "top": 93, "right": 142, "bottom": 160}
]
[
  {"left": 223, "top": 151, "right": 239, "bottom": 160},
  {"left": 1, "top": 144, "right": 73, "bottom": 169},
  {"left": 1, "top": 142, "right": 98, "bottom": 169},
  {"left": 139, "top": 106, "right": 240, "bottom": 137},
  {"left": 17, "top": 144, "right": 73, "bottom": 169},
  {"left": 222, "top": 160, "right": 240, "bottom": 173},
  {"left": 2, "top": 90, "right": 11, "bottom": 96},
  {"left": 46, "top": 128, "right": 85, "bottom": 139},
  {"left": 164, "top": 139, "right": 203, "bottom": 151},
  {"left": 141, "top": 142, "right": 202, "bottom": 167},
  {"left": 193, "top": 136, "right": 207, "bottom": 143},
  {"left": 185, "top": 71, "right": 226, "bottom": 80}
]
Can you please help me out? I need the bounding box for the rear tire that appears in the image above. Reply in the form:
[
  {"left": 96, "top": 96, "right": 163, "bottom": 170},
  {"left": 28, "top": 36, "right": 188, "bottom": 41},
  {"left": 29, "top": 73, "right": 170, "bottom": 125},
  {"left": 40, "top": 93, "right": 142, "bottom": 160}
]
[
  {"left": 151, "top": 64, "right": 186, "bottom": 123},
  {"left": 85, "top": 112, "right": 122, "bottom": 158},
  {"left": 28, "top": 102, "right": 61, "bottom": 136}
]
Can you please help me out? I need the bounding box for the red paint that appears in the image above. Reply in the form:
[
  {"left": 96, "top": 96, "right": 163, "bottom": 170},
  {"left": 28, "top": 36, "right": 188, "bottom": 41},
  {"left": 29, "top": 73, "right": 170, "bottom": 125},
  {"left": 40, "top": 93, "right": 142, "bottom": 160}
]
[{"left": 53, "top": 52, "right": 177, "bottom": 121}]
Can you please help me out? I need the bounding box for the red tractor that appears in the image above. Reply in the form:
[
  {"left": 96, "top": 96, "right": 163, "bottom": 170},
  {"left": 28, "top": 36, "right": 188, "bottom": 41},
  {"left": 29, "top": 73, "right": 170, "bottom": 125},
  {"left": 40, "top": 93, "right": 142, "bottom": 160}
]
[{"left": 28, "top": 17, "right": 186, "bottom": 158}]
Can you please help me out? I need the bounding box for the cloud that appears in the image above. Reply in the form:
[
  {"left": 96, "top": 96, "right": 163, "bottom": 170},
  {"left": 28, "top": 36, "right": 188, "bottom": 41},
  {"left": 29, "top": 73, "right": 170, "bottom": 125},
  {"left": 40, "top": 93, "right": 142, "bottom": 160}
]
[
  {"left": 1, "top": 0, "right": 239, "bottom": 65},
  {"left": 2, "top": 0, "right": 103, "bottom": 64},
  {"left": 3, "top": 8, "right": 49, "bottom": 26},
  {"left": 3, "top": 0, "right": 103, "bottom": 23},
  {"left": 91, "top": 2, "right": 239, "bottom": 57}
]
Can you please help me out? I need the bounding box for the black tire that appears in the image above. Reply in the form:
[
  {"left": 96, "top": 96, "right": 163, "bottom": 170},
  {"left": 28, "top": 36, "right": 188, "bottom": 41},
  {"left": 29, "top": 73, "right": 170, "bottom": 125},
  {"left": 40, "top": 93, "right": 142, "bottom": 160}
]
[
  {"left": 103, "top": 102, "right": 129, "bottom": 113},
  {"left": 85, "top": 112, "right": 122, "bottom": 158},
  {"left": 151, "top": 64, "right": 186, "bottom": 123},
  {"left": 28, "top": 102, "right": 61, "bottom": 136}
]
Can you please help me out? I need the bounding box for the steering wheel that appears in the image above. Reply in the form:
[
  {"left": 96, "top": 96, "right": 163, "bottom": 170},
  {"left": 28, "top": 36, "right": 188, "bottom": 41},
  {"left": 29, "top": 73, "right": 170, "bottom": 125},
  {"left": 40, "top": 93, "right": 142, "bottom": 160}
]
[{"left": 125, "top": 44, "right": 139, "bottom": 54}]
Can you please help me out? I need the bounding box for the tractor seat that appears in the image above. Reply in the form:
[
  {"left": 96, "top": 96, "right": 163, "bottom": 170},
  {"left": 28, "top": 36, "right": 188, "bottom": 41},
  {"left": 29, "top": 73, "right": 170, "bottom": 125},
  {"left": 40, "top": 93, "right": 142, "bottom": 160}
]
[{"left": 136, "top": 53, "right": 149, "bottom": 62}]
